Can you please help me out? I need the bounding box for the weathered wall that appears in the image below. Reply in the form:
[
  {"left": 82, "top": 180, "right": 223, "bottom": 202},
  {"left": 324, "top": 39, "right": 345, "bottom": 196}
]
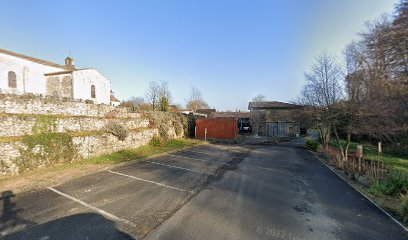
[
  {"left": 0, "top": 114, "right": 149, "bottom": 137},
  {"left": 0, "top": 94, "right": 187, "bottom": 176},
  {"left": 250, "top": 108, "right": 300, "bottom": 136},
  {"left": 0, "top": 129, "right": 158, "bottom": 175},
  {"left": 0, "top": 93, "right": 140, "bottom": 118},
  {"left": 46, "top": 73, "right": 73, "bottom": 98}
]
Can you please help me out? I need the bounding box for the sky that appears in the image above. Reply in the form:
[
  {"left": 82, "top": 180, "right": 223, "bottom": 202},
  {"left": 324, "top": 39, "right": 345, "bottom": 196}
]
[{"left": 0, "top": 0, "right": 398, "bottom": 111}]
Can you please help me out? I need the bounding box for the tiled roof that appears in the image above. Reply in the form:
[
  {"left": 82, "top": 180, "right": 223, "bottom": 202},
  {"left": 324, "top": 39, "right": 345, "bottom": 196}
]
[
  {"left": 209, "top": 112, "right": 250, "bottom": 118},
  {"left": 248, "top": 101, "right": 301, "bottom": 110},
  {"left": 44, "top": 70, "right": 73, "bottom": 76},
  {"left": 0, "top": 48, "right": 72, "bottom": 70},
  {"left": 196, "top": 109, "right": 216, "bottom": 115},
  {"left": 110, "top": 95, "right": 120, "bottom": 102}
]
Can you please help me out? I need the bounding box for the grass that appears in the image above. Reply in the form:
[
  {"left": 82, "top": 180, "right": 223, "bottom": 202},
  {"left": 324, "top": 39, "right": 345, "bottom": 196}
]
[
  {"left": 88, "top": 138, "right": 201, "bottom": 164},
  {"left": 0, "top": 138, "right": 203, "bottom": 193},
  {"left": 330, "top": 139, "right": 408, "bottom": 172}
]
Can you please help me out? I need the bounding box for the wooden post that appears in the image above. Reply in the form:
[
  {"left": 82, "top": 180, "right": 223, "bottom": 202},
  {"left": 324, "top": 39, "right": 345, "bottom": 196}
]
[
  {"left": 204, "top": 128, "right": 207, "bottom": 141},
  {"left": 357, "top": 145, "right": 363, "bottom": 173},
  {"left": 378, "top": 141, "right": 382, "bottom": 156}
]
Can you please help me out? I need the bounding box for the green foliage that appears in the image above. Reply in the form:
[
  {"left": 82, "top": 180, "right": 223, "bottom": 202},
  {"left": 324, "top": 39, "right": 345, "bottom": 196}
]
[
  {"left": 18, "top": 132, "right": 76, "bottom": 172},
  {"left": 149, "top": 135, "right": 163, "bottom": 147},
  {"left": 88, "top": 138, "right": 200, "bottom": 164},
  {"left": 145, "top": 111, "right": 188, "bottom": 139},
  {"left": 369, "top": 171, "right": 408, "bottom": 196},
  {"left": 400, "top": 193, "right": 408, "bottom": 222},
  {"left": 305, "top": 138, "right": 319, "bottom": 152},
  {"left": 32, "top": 115, "right": 57, "bottom": 134},
  {"left": 104, "top": 122, "right": 128, "bottom": 141},
  {"left": 159, "top": 96, "right": 169, "bottom": 112}
]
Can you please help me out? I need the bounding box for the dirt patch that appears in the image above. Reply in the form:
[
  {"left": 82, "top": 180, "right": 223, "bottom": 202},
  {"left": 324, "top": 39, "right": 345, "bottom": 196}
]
[{"left": 0, "top": 163, "right": 111, "bottom": 194}]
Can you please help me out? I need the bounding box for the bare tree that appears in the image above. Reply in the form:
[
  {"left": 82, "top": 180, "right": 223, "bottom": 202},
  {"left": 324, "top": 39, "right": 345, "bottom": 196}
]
[
  {"left": 145, "top": 80, "right": 172, "bottom": 110},
  {"left": 186, "top": 87, "right": 210, "bottom": 111},
  {"left": 251, "top": 94, "right": 266, "bottom": 102},
  {"left": 145, "top": 81, "right": 160, "bottom": 110},
  {"left": 300, "top": 52, "right": 344, "bottom": 149}
]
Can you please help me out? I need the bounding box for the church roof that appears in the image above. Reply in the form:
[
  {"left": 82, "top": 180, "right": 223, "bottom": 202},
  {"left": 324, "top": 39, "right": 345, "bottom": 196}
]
[
  {"left": 110, "top": 95, "right": 120, "bottom": 102},
  {"left": 0, "top": 48, "right": 72, "bottom": 70}
]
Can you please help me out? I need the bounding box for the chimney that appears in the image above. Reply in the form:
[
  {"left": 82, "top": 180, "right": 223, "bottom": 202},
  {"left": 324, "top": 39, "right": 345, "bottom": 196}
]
[{"left": 65, "top": 57, "right": 75, "bottom": 68}]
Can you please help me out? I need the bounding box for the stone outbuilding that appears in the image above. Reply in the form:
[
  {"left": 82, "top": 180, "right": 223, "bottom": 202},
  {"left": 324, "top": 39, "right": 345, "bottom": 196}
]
[{"left": 248, "top": 101, "right": 302, "bottom": 137}]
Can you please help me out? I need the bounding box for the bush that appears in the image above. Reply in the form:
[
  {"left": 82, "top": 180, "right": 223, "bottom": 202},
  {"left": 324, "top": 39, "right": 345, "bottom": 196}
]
[
  {"left": 305, "top": 138, "right": 319, "bottom": 152},
  {"left": 369, "top": 170, "right": 408, "bottom": 196},
  {"left": 145, "top": 112, "right": 188, "bottom": 139},
  {"left": 150, "top": 135, "right": 163, "bottom": 147},
  {"left": 104, "top": 122, "right": 128, "bottom": 141},
  {"left": 18, "top": 132, "right": 77, "bottom": 172},
  {"left": 401, "top": 193, "right": 408, "bottom": 222}
]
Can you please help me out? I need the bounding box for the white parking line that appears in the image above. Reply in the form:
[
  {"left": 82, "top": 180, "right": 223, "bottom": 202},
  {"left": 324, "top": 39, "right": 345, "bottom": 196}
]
[
  {"left": 107, "top": 170, "right": 189, "bottom": 192},
  {"left": 167, "top": 154, "right": 230, "bottom": 165},
  {"left": 47, "top": 187, "right": 138, "bottom": 228},
  {"left": 145, "top": 160, "right": 215, "bottom": 175}
]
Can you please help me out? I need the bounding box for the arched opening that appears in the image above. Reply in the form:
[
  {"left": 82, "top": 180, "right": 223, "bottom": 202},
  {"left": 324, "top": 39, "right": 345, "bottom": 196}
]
[
  {"left": 91, "top": 85, "right": 96, "bottom": 98},
  {"left": 8, "top": 71, "right": 17, "bottom": 88}
]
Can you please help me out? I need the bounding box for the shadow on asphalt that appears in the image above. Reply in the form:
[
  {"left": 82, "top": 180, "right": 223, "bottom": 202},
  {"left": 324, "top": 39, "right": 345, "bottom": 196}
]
[{"left": 0, "top": 190, "right": 134, "bottom": 240}]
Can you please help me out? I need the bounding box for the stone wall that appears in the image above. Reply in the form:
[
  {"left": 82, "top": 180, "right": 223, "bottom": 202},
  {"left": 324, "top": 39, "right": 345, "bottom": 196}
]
[
  {"left": 0, "top": 114, "right": 149, "bottom": 137},
  {"left": 0, "top": 93, "right": 186, "bottom": 176},
  {"left": 0, "top": 93, "right": 141, "bottom": 118},
  {"left": 250, "top": 108, "right": 300, "bottom": 136}
]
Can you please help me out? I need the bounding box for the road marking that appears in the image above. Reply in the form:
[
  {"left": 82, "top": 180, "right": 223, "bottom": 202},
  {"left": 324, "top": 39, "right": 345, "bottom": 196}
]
[
  {"left": 145, "top": 161, "right": 215, "bottom": 175},
  {"left": 168, "top": 154, "right": 230, "bottom": 166},
  {"left": 46, "top": 187, "right": 137, "bottom": 228},
  {"left": 107, "top": 170, "right": 189, "bottom": 192}
]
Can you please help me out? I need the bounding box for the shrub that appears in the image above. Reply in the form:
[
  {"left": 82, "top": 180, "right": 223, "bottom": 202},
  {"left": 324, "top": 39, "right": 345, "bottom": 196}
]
[
  {"left": 104, "top": 122, "right": 128, "bottom": 141},
  {"left": 18, "top": 132, "right": 77, "bottom": 172},
  {"left": 305, "top": 138, "right": 319, "bottom": 152},
  {"left": 150, "top": 135, "right": 163, "bottom": 147},
  {"left": 145, "top": 112, "right": 188, "bottom": 139},
  {"left": 369, "top": 170, "right": 408, "bottom": 196},
  {"left": 401, "top": 193, "right": 408, "bottom": 222}
]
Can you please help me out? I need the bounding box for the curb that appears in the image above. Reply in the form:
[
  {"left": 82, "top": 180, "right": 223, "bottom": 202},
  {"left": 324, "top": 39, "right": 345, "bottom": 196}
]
[{"left": 308, "top": 150, "right": 408, "bottom": 232}]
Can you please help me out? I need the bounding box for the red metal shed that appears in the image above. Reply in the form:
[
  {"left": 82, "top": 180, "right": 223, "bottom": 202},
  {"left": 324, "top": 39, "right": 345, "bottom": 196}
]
[{"left": 195, "top": 118, "right": 238, "bottom": 140}]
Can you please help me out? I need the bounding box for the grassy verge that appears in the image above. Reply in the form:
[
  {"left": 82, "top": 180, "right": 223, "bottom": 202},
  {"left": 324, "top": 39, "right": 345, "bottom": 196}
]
[
  {"left": 325, "top": 139, "right": 408, "bottom": 226},
  {"left": 88, "top": 138, "right": 202, "bottom": 164},
  {"left": 0, "top": 138, "right": 203, "bottom": 193},
  {"left": 330, "top": 139, "right": 408, "bottom": 172}
]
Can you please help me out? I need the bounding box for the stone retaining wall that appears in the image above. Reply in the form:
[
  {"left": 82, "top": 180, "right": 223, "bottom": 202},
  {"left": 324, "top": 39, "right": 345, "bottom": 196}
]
[
  {"left": 0, "top": 114, "right": 149, "bottom": 137},
  {"left": 0, "top": 129, "right": 159, "bottom": 175},
  {"left": 0, "top": 93, "right": 140, "bottom": 118}
]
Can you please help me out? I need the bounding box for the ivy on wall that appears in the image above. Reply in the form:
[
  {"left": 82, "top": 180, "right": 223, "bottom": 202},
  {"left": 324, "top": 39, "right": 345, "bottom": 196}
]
[{"left": 16, "top": 116, "right": 77, "bottom": 172}]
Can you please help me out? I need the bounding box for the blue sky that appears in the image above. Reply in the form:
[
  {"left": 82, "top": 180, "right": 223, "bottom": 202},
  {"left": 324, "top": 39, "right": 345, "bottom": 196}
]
[{"left": 0, "top": 0, "right": 397, "bottom": 111}]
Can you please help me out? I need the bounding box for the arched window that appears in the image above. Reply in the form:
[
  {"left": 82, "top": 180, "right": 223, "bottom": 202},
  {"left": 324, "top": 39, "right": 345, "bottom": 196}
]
[
  {"left": 8, "top": 71, "right": 17, "bottom": 88},
  {"left": 91, "top": 85, "right": 96, "bottom": 98}
]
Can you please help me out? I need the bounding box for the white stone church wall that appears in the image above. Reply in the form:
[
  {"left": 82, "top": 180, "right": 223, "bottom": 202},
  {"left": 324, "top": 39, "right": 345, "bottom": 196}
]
[
  {"left": 0, "top": 53, "right": 65, "bottom": 95},
  {"left": 73, "top": 69, "right": 111, "bottom": 105}
]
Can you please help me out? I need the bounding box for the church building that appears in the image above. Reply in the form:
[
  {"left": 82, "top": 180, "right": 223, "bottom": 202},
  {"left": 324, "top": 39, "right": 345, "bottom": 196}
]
[{"left": 0, "top": 48, "right": 112, "bottom": 105}]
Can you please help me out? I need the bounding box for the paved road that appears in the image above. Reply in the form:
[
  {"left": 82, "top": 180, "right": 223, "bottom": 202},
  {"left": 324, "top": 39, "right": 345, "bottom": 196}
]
[
  {"left": 145, "top": 142, "right": 407, "bottom": 240},
  {"left": 1, "top": 141, "right": 407, "bottom": 239},
  {"left": 0, "top": 144, "right": 251, "bottom": 239}
]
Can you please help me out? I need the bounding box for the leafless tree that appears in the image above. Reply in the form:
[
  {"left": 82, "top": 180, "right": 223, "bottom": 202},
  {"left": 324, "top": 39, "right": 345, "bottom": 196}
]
[
  {"left": 300, "top": 52, "right": 344, "bottom": 149},
  {"left": 186, "top": 87, "right": 210, "bottom": 111},
  {"left": 145, "top": 80, "right": 172, "bottom": 110},
  {"left": 251, "top": 94, "right": 266, "bottom": 102}
]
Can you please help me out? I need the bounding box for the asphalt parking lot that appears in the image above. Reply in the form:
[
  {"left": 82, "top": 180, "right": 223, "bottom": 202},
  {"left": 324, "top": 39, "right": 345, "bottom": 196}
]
[{"left": 0, "top": 144, "right": 251, "bottom": 240}]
